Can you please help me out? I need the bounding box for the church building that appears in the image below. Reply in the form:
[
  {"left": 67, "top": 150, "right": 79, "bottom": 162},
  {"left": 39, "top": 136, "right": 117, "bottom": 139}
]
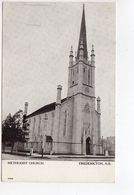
[{"left": 25, "top": 5, "right": 101, "bottom": 155}]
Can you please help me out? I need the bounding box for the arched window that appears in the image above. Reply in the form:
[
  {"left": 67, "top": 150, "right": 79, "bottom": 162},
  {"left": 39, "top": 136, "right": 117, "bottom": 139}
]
[
  {"left": 71, "top": 69, "right": 75, "bottom": 85},
  {"left": 51, "top": 112, "right": 54, "bottom": 134},
  {"left": 33, "top": 117, "right": 36, "bottom": 133},
  {"left": 83, "top": 103, "right": 90, "bottom": 113},
  {"left": 88, "top": 68, "right": 92, "bottom": 86},
  {"left": 76, "top": 67, "right": 78, "bottom": 84},
  {"left": 44, "top": 114, "right": 48, "bottom": 132},
  {"left": 63, "top": 110, "right": 68, "bottom": 136},
  {"left": 38, "top": 116, "right": 41, "bottom": 135},
  {"left": 83, "top": 67, "right": 87, "bottom": 84}
]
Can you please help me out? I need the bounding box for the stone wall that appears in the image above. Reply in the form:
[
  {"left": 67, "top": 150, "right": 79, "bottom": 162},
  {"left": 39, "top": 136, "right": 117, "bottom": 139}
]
[
  {"left": 56, "top": 96, "right": 74, "bottom": 153},
  {"left": 28, "top": 110, "right": 55, "bottom": 143}
]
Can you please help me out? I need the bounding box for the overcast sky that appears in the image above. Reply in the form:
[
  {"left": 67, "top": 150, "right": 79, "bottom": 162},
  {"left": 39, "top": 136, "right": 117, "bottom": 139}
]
[{"left": 3, "top": 2, "right": 115, "bottom": 137}]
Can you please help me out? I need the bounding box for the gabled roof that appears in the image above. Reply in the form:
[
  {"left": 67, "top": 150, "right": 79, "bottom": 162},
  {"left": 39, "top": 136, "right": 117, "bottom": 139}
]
[{"left": 26, "top": 97, "right": 67, "bottom": 118}]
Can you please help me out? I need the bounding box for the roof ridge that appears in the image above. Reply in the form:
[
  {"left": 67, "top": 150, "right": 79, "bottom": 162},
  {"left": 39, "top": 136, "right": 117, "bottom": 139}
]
[{"left": 26, "top": 97, "right": 67, "bottom": 118}]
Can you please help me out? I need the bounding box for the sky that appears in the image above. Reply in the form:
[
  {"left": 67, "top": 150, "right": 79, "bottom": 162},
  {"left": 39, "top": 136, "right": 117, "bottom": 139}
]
[{"left": 2, "top": 2, "right": 115, "bottom": 137}]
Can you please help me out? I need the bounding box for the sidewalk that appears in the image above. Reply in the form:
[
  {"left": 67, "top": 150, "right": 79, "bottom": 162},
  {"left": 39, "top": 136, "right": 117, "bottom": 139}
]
[
  {"left": 2, "top": 151, "right": 115, "bottom": 161},
  {"left": 31, "top": 153, "right": 115, "bottom": 160}
]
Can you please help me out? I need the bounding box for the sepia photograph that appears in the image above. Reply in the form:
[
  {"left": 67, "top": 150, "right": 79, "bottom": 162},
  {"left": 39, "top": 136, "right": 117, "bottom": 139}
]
[{"left": 1, "top": 1, "right": 115, "bottom": 182}]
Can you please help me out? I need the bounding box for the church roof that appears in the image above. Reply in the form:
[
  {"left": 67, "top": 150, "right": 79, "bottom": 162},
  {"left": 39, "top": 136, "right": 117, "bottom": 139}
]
[
  {"left": 26, "top": 97, "right": 67, "bottom": 118},
  {"left": 77, "top": 4, "right": 88, "bottom": 60}
]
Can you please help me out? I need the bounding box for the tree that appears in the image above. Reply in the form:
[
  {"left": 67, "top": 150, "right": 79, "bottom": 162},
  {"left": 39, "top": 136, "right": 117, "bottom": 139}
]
[
  {"left": 2, "top": 113, "right": 13, "bottom": 151},
  {"left": 2, "top": 110, "right": 29, "bottom": 153}
]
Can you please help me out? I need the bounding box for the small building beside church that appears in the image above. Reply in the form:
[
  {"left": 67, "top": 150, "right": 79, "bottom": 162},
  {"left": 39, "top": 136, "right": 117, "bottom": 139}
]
[
  {"left": 101, "top": 136, "right": 115, "bottom": 156},
  {"left": 24, "top": 5, "right": 102, "bottom": 155}
]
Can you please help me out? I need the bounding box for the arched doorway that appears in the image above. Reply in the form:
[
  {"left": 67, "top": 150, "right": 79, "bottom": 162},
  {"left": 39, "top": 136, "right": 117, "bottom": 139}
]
[{"left": 86, "top": 137, "right": 91, "bottom": 155}]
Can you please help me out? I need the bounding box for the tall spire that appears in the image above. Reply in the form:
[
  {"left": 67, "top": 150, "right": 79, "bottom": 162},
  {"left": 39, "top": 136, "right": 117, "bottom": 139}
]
[{"left": 77, "top": 4, "right": 88, "bottom": 60}]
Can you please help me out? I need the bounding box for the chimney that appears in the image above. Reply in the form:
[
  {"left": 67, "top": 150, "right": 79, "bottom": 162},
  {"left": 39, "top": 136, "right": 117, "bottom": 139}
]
[
  {"left": 97, "top": 96, "right": 101, "bottom": 114},
  {"left": 24, "top": 102, "right": 28, "bottom": 116},
  {"left": 56, "top": 85, "right": 62, "bottom": 105}
]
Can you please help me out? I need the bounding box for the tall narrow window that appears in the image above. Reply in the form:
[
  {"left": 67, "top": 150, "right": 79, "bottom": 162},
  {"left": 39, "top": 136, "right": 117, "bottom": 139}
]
[
  {"left": 51, "top": 112, "right": 54, "bottom": 134},
  {"left": 83, "top": 67, "right": 87, "bottom": 84},
  {"left": 63, "top": 110, "right": 67, "bottom": 136},
  {"left": 74, "top": 68, "right": 76, "bottom": 84},
  {"left": 38, "top": 116, "right": 41, "bottom": 135},
  {"left": 72, "top": 69, "right": 74, "bottom": 85},
  {"left": 76, "top": 67, "right": 78, "bottom": 84},
  {"left": 90, "top": 68, "right": 92, "bottom": 86},
  {"left": 33, "top": 117, "right": 36, "bottom": 133},
  {"left": 44, "top": 114, "right": 48, "bottom": 133},
  {"left": 88, "top": 68, "right": 92, "bottom": 86},
  {"left": 88, "top": 69, "right": 90, "bottom": 85}
]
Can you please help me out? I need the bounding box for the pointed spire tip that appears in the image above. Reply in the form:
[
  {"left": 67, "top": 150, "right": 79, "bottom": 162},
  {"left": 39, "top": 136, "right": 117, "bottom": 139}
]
[
  {"left": 83, "top": 3, "right": 85, "bottom": 9},
  {"left": 77, "top": 3, "right": 87, "bottom": 60}
]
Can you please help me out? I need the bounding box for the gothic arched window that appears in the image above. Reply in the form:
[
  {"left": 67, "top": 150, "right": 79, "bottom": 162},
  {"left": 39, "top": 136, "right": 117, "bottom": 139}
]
[
  {"left": 71, "top": 69, "right": 75, "bottom": 85},
  {"left": 51, "top": 112, "right": 54, "bottom": 134},
  {"left": 33, "top": 117, "right": 36, "bottom": 133},
  {"left": 83, "top": 103, "right": 90, "bottom": 113},
  {"left": 63, "top": 110, "right": 68, "bottom": 136},
  {"left": 83, "top": 67, "right": 87, "bottom": 84},
  {"left": 38, "top": 116, "right": 41, "bottom": 135},
  {"left": 76, "top": 67, "right": 78, "bottom": 84},
  {"left": 88, "top": 68, "right": 92, "bottom": 86},
  {"left": 44, "top": 114, "right": 48, "bottom": 132}
]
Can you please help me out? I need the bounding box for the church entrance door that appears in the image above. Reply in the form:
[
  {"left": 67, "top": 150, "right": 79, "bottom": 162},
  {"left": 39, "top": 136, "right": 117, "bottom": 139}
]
[{"left": 86, "top": 137, "right": 91, "bottom": 155}]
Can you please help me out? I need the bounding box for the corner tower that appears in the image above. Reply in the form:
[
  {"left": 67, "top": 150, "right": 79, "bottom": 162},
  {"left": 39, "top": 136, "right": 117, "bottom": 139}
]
[{"left": 67, "top": 5, "right": 95, "bottom": 99}]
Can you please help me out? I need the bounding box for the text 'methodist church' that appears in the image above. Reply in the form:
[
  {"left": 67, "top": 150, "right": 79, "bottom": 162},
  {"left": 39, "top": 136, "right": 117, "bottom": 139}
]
[{"left": 24, "top": 5, "right": 102, "bottom": 155}]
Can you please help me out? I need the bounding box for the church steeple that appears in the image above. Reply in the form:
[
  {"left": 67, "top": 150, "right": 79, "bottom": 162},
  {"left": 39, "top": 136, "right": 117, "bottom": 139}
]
[
  {"left": 77, "top": 4, "right": 88, "bottom": 60},
  {"left": 67, "top": 5, "right": 95, "bottom": 98}
]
